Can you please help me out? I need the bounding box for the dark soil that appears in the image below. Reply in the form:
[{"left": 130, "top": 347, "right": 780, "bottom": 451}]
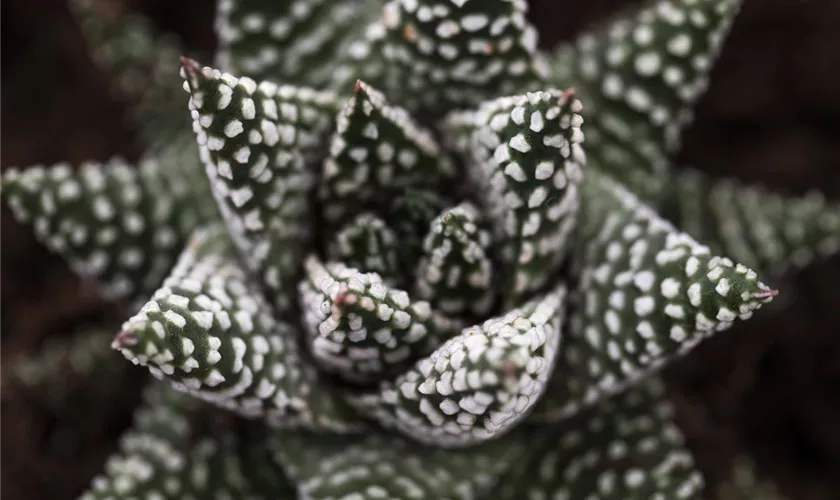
[{"left": 2, "top": 0, "right": 839, "bottom": 499}]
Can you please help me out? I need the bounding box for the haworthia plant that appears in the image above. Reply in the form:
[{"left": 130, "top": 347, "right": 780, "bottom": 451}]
[{"left": 3, "top": 0, "right": 837, "bottom": 498}]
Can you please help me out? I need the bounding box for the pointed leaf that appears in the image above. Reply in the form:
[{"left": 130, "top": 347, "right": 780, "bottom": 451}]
[
  {"left": 2, "top": 154, "right": 203, "bottom": 307},
  {"left": 327, "top": 212, "right": 403, "bottom": 285},
  {"left": 549, "top": 0, "right": 743, "bottom": 199},
  {"left": 299, "top": 255, "right": 461, "bottom": 384},
  {"left": 335, "top": 0, "right": 550, "bottom": 116},
  {"left": 665, "top": 168, "right": 840, "bottom": 278},
  {"left": 270, "top": 428, "right": 525, "bottom": 500},
  {"left": 415, "top": 202, "right": 497, "bottom": 318},
  {"left": 215, "top": 0, "right": 381, "bottom": 88},
  {"left": 443, "top": 89, "right": 586, "bottom": 306},
  {"left": 499, "top": 377, "right": 705, "bottom": 499},
  {"left": 181, "top": 59, "right": 341, "bottom": 313},
  {"left": 69, "top": 0, "right": 191, "bottom": 144},
  {"left": 534, "top": 170, "right": 775, "bottom": 421},
  {"left": 319, "top": 80, "right": 457, "bottom": 227},
  {"left": 113, "top": 225, "right": 365, "bottom": 432},
  {"left": 348, "top": 283, "right": 566, "bottom": 447}
]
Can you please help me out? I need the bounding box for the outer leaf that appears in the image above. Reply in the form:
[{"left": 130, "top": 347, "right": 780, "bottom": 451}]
[
  {"left": 335, "top": 0, "right": 550, "bottom": 116},
  {"left": 113, "top": 225, "right": 365, "bottom": 432},
  {"left": 348, "top": 283, "right": 566, "bottom": 448},
  {"left": 215, "top": 0, "right": 381, "bottom": 88},
  {"left": 80, "top": 382, "right": 295, "bottom": 499},
  {"left": 299, "top": 255, "right": 461, "bottom": 384},
  {"left": 182, "top": 59, "right": 341, "bottom": 314},
  {"left": 664, "top": 168, "right": 840, "bottom": 278},
  {"left": 270, "top": 428, "right": 526, "bottom": 500},
  {"left": 2, "top": 153, "right": 203, "bottom": 308},
  {"left": 548, "top": 0, "right": 743, "bottom": 200},
  {"left": 533, "top": 170, "right": 775, "bottom": 421},
  {"left": 69, "top": 0, "right": 191, "bottom": 145},
  {"left": 443, "top": 89, "right": 585, "bottom": 306},
  {"left": 415, "top": 202, "right": 497, "bottom": 319},
  {"left": 319, "top": 80, "right": 457, "bottom": 228},
  {"left": 500, "top": 377, "right": 704, "bottom": 500}
]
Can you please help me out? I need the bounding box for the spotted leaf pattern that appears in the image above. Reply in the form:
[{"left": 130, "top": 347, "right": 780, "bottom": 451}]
[
  {"left": 299, "top": 255, "right": 461, "bottom": 384},
  {"left": 443, "top": 89, "right": 585, "bottom": 306},
  {"left": 664, "top": 168, "right": 840, "bottom": 278},
  {"left": 534, "top": 171, "right": 775, "bottom": 421},
  {"left": 319, "top": 80, "right": 457, "bottom": 228},
  {"left": 113, "top": 226, "right": 364, "bottom": 431},
  {"left": 335, "top": 0, "right": 549, "bottom": 116},
  {"left": 349, "top": 283, "right": 565, "bottom": 447},
  {"left": 215, "top": 0, "right": 381, "bottom": 88},
  {"left": 549, "top": 0, "right": 743, "bottom": 200},
  {"left": 182, "top": 58, "right": 340, "bottom": 313},
  {"left": 327, "top": 212, "right": 403, "bottom": 285},
  {"left": 499, "top": 377, "right": 704, "bottom": 500},
  {"left": 2, "top": 154, "right": 203, "bottom": 308},
  {"left": 270, "top": 428, "right": 526, "bottom": 500},
  {"left": 415, "top": 202, "right": 497, "bottom": 319}
]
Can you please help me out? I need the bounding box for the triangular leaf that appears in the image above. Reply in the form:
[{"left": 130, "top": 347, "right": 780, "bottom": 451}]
[
  {"left": 548, "top": 0, "right": 743, "bottom": 199},
  {"left": 181, "top": 59, "right": 341, "bottom": 314},
  {"left": 348, "top": 283, "right": 566, "bottom": 447},
  {"left": 443, "top": 89, "right": 585, "bottom": 306},
  {"left": 534, "top": 170, "right": 775, "bottom": 421},
  {"left": 113, "top": 225, "right": 365, "bottom": 432}
]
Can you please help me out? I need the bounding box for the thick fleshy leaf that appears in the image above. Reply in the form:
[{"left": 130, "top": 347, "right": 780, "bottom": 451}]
[
  {"left": 113, "top": 226, "right": 364, "bottom": 432},
  {"left": 334, "top": 0, "right": 549, "bottom": 116},
  {"left": 215, "top": 0, "right": 381, "bottom": 88},
  {"left": 181, "top": 58, "right": 341, "bottom": 313},
  {"left": 327, "top": 212, "right": 402, "bottom": 285},
  {"left": 534, "top": 171, "right": 775, "bottom": 421},
  {"left": 270, "top": 428, "right": 526, "bottom": 499},
  {"left": 665, "top": 168, "right": 840, "bottom": 278},
  {"left": 415, "top": 202, "right": 497, "bottom": 319},
  {"left": 387, "top": 188, "right": 454, "bottom": 270},
  {"left": 348, "top": 283, "right": 565, "bottom": 448},
  {"left": 549, "top": 0, "right": 743, "bottom": 199},
  {"left": 500, "top": 377, "right": 704, "bottom": 499},
  {"left": 319, "top": 80, "right": 457, "bottom": 228},
  {"left": 443, "top": 89, "right": 585, "bottom": 306},
  {"left": 68, "top": 0, "right": 191, "bottom": 144},
  {"left": 299, "top": 255, "right": 461, "bottom": 384},
  {"left": 81, "top": 382, "right": 296, "bottom": 499},
  {"left": 2, "top": 154, "right": 203, "bottom": 308}
]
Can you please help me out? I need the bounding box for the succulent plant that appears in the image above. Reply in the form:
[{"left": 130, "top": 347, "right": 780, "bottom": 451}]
[{"left": 2, "top": 0, "right": 839, "bottom": 498}]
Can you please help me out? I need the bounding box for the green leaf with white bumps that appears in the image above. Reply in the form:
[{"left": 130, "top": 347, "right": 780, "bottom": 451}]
[
  {"left": 534, "top": 171, "right": 775, "bottom": 421},
  {"left": 665, "top": 168, "right": 840, "bottom": 278},
  {"left": 2, "top": 154, "right": 203, "bottom": 308},
  {"left": 443, "top": 89, "right": 585, "bottom": 306},
  {"left": 299, "top": 255, "right": 461, "bottom": 384},
  {"left": 270, "top": 428, "right": 526, "bottom": 499},
  {"left": 327, "top": 212, "right": 403, "bottom": 285},
  {"left": 499, "top": 377, "right": 704, "bottom": 500},
  {"left": 113, "top": 226, "right": 364, "bottom": 432},
  {"left": 215, "top": 0, "right": 381, "bottom": 88},
  {"left": 69, "top": 0, "right": 192, "bottom": 145},
  {"left": 335, "top": 0, "right": 549, "bottom": 116},
  {"left": 348, "top": 283, "right": 565, "bottom": 448},
  {"left": 319, "top": 80, "right": 457, "bottom": 228},
  {"left": 415, "top": 202, "right": 497, "bottom": 319},
  {"left": 387, "top": 188, "right": 454, "bottom": 270},
  {"left": 82, "top": 383, "right": 295, "bottom": 499},
  {"left": 549, "top": 0, "right": 743, "bottom": 200},
  {"left": 182, "top": 59, "right": 341, "bottom": 313}
]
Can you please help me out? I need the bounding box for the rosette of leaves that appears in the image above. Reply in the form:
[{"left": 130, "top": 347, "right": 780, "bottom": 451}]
[{"left": 2, "top": 0, "right": 839, "bottom": 498}]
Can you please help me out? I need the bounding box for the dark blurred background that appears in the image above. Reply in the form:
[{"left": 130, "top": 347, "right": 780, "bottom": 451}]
[{"left": 1, "top": 0, "right": 839, "bottom": 498}]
